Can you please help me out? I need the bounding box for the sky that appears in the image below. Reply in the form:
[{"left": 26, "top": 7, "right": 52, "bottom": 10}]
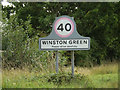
[{"left": 1, "top": 0, "right": 13, "bottom": 7}]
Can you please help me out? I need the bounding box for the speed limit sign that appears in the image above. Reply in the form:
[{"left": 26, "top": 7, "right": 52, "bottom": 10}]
[
  {"left": 54, "top": 17, "right": 74, "bottom": 38},
  {"left": 39, "top": 15, "right": 90, "bottom": 76},
  {"left": 39, "top": 15, "right": 90, "bottom": 51}
]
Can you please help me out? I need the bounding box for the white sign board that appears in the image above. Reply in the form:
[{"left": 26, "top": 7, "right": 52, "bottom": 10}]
[
  {"left": 39, "top": 15, "right": 90, "bottom": 51},
  {"left": 40, "top": 39, "right": 89, "bottom": 50}
]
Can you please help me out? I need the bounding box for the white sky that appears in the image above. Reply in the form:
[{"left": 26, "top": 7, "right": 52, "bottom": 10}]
[{"left": 1, "top": 0, "right": 14, "bottom": 7}]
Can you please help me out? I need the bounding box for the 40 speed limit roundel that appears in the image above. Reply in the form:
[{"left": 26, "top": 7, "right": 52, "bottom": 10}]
[{"left": 54, "top": 17, "right": 74, "bottom": 38}]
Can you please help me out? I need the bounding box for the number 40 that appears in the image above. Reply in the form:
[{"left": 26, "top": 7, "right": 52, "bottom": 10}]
[{"left": 57, "top": 23, "right": 71, "bottom": 31}]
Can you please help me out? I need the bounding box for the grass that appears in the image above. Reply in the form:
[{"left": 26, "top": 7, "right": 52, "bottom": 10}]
[
  {"left": 2, "top": 62, "right": 118, "bottom": 88},
  {"left": 90, "top": 63, "right": 118, "bottom": 75},
  {"left": 2, "top": 70, "right": 93, "bottom": 88},
  {"left": 89, "top": 74, "right": 118, "bottom": 88},
  {"left": 0, "top": 70, "right": 2, "bottom": 89}
]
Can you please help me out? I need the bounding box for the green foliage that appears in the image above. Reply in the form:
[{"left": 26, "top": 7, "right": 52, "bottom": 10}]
[
  {"left": 1, "top": 2, "right": 119, "bottom": 88},
  {"left": 89, "top": 74, "right": 118, "bottom": 88},
  {"left": 2, "top": 15, "right": 28, "bottom": 68},
  {"left": 46, "top": 73, "right": 94, "bottom": 88},
  {"left": 2, "top": 69, "right": 94, "bottom": 88},
  {"left": 2, "top": 62, "right": 118, "bottom": 88},
  {"left": 2, "top": 2, "right": 120, "bottom": 68},
  {"left": 2, "top": 15, "right": 53, "bottom": 70}
]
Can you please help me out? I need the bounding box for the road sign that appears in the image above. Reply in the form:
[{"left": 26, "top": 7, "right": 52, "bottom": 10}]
[
  {"left": 39, "top": 15, "right": 90, "bottom": 76},
  {"left": 40, "top": 39, "right": 89, "bottom": 50},
  {"left": 39, "top": 15, "right": 90, "bottom": 51},
  {"left": 54, "top": 17, "right": 74, "bottom": 38}
]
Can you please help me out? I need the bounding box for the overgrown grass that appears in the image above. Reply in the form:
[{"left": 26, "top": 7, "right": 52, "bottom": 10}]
[
  {"left": 74, "top": 62, "right": 118, "bottom": 88},
  {"left": 0, "top": 71, "right": 2, "bottom": 89},
  {"left": 90, "top": 62, "right": 118, "bottom": 75},
  {"left": 89, "top": 63, "right": 118, "bottom": 88},
  {"left": 63, "top": 62, "right": 118, "bottom": 75},
  {"left": 2, "top": 62, "right": 118, "bottom": 88},
  {"left": 2, "top": 69, "right": 94, "bottom": 88},
  {"left": 89, "top": 74, "right": 118, "bottom": 88}
]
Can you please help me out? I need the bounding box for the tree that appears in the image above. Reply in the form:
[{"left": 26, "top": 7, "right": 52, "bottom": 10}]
[{"left": 2, "top": 2, "right": 120, "bottom": 67}]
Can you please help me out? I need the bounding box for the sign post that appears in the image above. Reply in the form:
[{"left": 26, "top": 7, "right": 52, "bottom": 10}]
[
  {"left": 56, "top": 50, "right": 59, "bottom": 73},
  {"left": 71, "top": 50, "right": 74, "bottom": 77},
  {"left": 39, "top": 15, "right": 90, "bottom": 75}
]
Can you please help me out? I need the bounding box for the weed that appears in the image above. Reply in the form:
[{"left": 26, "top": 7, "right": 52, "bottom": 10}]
[{"left": 2, "top": 63, "right": 118, "bottom": 88}]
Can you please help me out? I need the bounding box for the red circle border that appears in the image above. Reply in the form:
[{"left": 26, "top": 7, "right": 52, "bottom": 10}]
[{"left": 54, "top": 17, "right": 74, "bottom": 38}]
